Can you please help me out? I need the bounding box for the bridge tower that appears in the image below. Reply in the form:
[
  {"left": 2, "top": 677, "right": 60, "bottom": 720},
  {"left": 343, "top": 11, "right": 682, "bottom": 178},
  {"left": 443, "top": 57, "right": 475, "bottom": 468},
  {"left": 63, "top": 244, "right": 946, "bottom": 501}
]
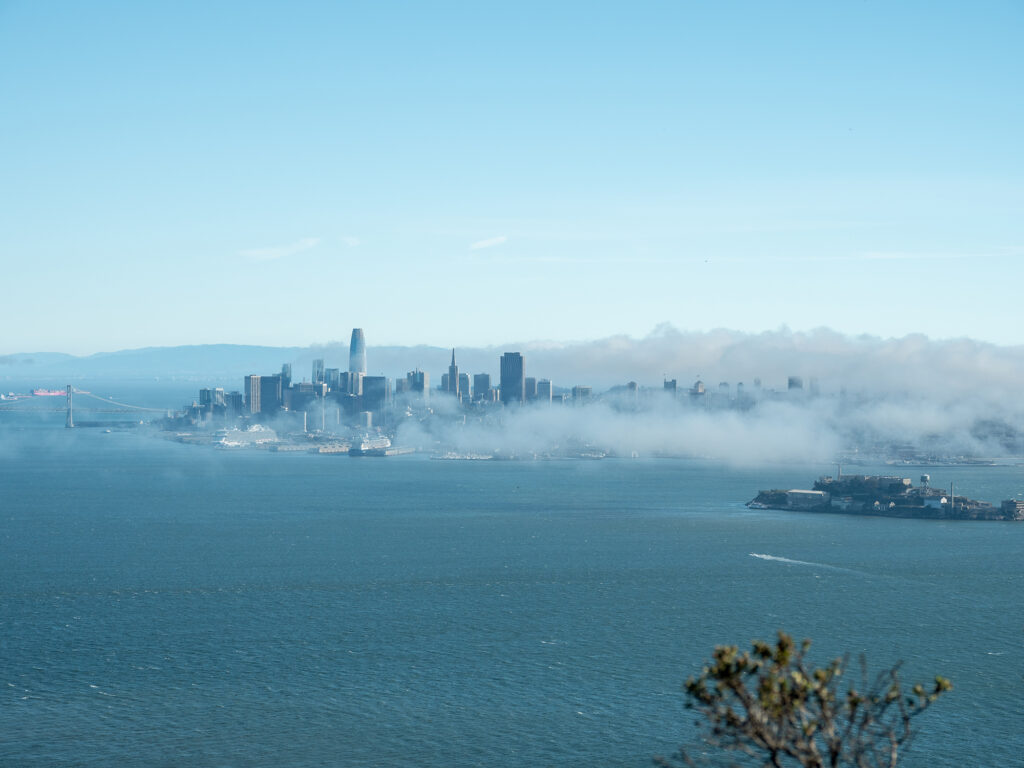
[{"left": 65, "top": 385, "right": 74, "bottom": 428}]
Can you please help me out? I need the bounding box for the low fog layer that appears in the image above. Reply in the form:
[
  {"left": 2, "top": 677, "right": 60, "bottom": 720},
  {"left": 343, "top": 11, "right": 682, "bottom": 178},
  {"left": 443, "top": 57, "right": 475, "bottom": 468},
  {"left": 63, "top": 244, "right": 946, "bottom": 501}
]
[{"left": 397, "top": 389, "right": 1023, "bottom": 465}]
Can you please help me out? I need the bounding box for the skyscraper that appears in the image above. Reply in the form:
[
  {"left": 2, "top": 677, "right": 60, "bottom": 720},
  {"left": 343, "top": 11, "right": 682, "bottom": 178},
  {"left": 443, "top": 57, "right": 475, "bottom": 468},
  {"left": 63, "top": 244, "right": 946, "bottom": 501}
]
[
  {"left": 473, "top": 373, "right": 491, "bottom": 402},
  {"left": 447, "top": 349, "right": 460, "bottom": 399},
  {"left": 244, "top": 374, "right": 261, "bottom": 413},
  {"left": 362, "top": 376, "right": 391, "bottom": 427},
  {"left": 499, "top": 352, "right": 525, "bottom": 406},
  {"left": 350, "top": 328, "right": 367, "bottom": 374},
  {"left": 406, "top": 369, "right": 429, "bottom": 404},
  {"left": 312, "top": 359, "right": 325, "bottom": 386},
  {"left": 259, "top": 375, "right": 283, "bottom": 413},
  {"left": 536, "top": 379, "right": 553, "bottom": 402},
  {"left": 524, "top": 377, "right": 537, "bottom": 401}
]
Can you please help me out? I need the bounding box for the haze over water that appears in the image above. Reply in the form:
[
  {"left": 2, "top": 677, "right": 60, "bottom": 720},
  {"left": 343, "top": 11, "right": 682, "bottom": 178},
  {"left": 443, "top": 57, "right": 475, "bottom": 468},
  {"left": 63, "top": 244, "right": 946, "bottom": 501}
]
[{"left": 3, "top": 412, "right": 1022, "bottom": 767}]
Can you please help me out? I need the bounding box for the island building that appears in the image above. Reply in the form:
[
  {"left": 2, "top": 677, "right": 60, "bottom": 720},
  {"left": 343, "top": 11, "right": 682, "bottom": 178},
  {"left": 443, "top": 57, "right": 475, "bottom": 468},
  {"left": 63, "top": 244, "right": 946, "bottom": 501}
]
[{"left": 500, "top": 352, "right": 525, "bottom": 406}]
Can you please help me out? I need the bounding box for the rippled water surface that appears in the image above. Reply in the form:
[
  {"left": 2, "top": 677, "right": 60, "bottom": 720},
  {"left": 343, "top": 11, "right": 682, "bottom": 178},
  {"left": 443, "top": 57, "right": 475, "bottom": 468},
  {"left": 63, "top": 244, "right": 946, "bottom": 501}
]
[{"left": 2, "top": 416, "right": 1022, "bottom": 766}]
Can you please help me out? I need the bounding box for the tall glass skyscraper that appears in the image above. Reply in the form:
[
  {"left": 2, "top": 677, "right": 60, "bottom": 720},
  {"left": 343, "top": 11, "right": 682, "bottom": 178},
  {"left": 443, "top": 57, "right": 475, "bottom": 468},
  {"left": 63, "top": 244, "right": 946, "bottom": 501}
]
[
  {"left": 349, "top": 328, "right": 367, "bottom": 374},
  {"left": 499, "top": 352, "right": 525, "bottom": 406}
]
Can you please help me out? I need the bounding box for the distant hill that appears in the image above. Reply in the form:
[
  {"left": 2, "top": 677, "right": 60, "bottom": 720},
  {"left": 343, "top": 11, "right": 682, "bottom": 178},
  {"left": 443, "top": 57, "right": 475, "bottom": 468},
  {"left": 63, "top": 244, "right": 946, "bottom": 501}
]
[{"left": 4, "top": 329, "right": 1024, "bottom": 399}]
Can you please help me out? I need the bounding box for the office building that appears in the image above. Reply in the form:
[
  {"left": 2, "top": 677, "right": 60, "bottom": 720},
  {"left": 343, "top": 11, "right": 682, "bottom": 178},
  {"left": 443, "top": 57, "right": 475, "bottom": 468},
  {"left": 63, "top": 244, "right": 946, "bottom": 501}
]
[
  {"left": 226, "top": 391, "right": 244, "bottom": 413},
  {"left": 325, "top": 368, "right": 341, "bottom": 390},
  {"left": 536, "top": 379, "right": 553, "bottom": 402},
  {"left": 339, "top": 370, "right": 364, "bottom": 396},
  {"left": 280, "top": 364, "right": 292, "bottom": 389},
  {"left": 499, "top": 352, "right": 525, "bottom": 406},
  {"left": 350, "top": 328, "right": 367, "bottom": 374},
  {"left": 473, "top": 373, "right": 491, "bottom": 402},
  {"left": 525, "top": 377, "right": 537, "bottom": 401},
  {"left": 260, "top": 374, "right": 283, "bottom": 413},
  {"left": 362, "top": 376, "right": 391, "bottom": 427},
  {"left": 447, "top": 349, "right": 460, "bottom": 399},
  {"left": 572, "top": 385, "right": 592, "bottom": 405},
  {"left": 458, "top": 373, "right": 470, "bottom": 401},
  {"left": 244, "top": 374, "right": 261, "bottom": 414},
  {"left": 312, "top": 359, "right": 325, "bottom": 386},
  {"left": 406, "top": 369, "right": 429, "bottom": 403}
]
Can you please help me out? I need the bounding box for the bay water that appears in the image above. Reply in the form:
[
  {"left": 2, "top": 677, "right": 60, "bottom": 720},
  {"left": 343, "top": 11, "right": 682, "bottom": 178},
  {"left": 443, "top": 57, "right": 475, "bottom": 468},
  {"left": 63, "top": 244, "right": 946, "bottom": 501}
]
[{"left": 2, "top": 413, "right": 1022, "bottom": 766}]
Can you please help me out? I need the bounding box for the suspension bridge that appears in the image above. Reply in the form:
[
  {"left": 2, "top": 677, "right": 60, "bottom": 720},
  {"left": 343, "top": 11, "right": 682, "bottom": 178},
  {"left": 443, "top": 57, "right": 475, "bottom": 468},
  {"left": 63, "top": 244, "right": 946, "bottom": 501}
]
[{"left": 0, "top": 386, "right": 168, "bottom": 428}]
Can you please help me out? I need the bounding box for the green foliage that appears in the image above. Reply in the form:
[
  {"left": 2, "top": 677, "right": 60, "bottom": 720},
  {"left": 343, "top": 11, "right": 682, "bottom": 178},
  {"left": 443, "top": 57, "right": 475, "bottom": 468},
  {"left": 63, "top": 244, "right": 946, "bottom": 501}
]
[{"left": 660, "top": 632, "right": 951, "bottom": 768}]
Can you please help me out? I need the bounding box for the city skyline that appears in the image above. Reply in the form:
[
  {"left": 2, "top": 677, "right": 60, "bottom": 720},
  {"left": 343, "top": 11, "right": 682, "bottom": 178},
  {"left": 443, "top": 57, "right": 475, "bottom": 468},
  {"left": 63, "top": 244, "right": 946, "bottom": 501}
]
[{"left": 1, "top": 2, "right": 1021, "bottom": 354}]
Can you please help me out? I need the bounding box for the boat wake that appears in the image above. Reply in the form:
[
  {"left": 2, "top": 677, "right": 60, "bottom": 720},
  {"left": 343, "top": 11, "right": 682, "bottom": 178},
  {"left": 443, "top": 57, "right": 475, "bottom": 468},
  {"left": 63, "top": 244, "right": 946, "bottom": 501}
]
[{"left": 749, "top": 553, "right": 858, "bottom": 574}]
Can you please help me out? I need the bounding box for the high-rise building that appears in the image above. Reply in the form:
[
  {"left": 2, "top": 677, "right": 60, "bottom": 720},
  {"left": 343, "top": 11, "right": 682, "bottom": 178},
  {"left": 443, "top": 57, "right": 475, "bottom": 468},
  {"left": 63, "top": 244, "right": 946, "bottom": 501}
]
[
  {"left": 260, "top": 374, "right": 283, "bottom": 413},
  {"left": 788, "top": 376, "right": 804, "bottom": 391},
  {"left": 338, "top": 370, "right": 363, "bottom": 396},
  {"left": 458, "top": 373, "right": 470, "bottom": 401},
  {"left": 536, "top": 379, "right": 553, "bottom": 402},
  {"left": 312, "top": 359, "right": 325, "bottom": 386},
  {"left": 473, "top": 373, "right": 491, "bottom": 402},
  {"left": 226, "top": 391, "right": 244, "bottom": 413},
  {"left": 664, "top": 378, "right": 677, "bottom": 395},
  {"left": 406, "top": 369, "right": 429, "bottom": 403},
  {"left": 362, "top": 376, "right": 391, "bottom": 426},
  {"left": 280, "top": 364, "right": 292, "bottom": 390},
  {"left": 572, "top": 385, "right": 592, "bottom": 405},
  {"left": 500, "top": 352, "right": 525, "bottom": 406},
  {"left": 350, "top": 328, "right": 367, "bottom": 374},
  {"left": 447, "top": 349, "right": 460, "bottom": 399},
  {"left": 244, "top": 374, "right": 261, "bottom": 413}
]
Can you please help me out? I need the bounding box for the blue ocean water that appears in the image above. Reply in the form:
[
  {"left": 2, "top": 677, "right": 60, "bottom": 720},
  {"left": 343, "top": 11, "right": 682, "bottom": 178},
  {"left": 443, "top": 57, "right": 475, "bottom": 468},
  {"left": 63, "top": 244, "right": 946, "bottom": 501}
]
[{"left": 2, "top": 414, "right": 1022, "bottom": 767}]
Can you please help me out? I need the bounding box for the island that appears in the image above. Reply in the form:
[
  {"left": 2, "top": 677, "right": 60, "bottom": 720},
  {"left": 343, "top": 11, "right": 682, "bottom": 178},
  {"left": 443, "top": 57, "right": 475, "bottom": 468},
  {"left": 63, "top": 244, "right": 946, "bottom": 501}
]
[{"left": 748, "top": 472, "right": 1024, "bottom": 521}]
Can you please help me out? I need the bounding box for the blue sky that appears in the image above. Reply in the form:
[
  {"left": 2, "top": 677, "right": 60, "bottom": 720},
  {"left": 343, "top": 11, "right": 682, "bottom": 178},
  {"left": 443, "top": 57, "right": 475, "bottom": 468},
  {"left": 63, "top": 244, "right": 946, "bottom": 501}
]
[{"left": 1, "top": 1, "right": 1021, "bottom": 354}]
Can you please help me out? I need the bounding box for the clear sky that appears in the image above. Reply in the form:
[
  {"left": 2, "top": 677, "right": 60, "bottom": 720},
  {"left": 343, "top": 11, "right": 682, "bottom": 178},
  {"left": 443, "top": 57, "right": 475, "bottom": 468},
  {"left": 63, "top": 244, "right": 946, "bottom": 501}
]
[{"left": 1, "top": 1, "right": 1021, "bottom": 355}]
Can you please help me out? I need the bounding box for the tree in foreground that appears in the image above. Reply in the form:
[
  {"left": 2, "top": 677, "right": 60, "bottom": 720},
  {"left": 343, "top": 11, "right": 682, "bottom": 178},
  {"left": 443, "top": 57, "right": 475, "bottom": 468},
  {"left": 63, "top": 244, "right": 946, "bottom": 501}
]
[{"left": 658, "top": 632, "right": 951, "bottom": 768}]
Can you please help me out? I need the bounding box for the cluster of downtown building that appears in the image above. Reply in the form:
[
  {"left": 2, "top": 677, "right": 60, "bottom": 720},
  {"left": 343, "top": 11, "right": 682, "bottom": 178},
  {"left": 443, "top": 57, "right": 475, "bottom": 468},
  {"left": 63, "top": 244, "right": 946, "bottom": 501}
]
[{"left": 179, "top": 327, "right": 818, "bottom": 434}]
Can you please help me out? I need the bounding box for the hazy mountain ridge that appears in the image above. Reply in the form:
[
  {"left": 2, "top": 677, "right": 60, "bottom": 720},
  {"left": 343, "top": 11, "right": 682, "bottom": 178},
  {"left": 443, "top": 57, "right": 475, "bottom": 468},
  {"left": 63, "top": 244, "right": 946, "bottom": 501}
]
[{"left": 3, "top": 327, "right": 1023, "bottom": 398}]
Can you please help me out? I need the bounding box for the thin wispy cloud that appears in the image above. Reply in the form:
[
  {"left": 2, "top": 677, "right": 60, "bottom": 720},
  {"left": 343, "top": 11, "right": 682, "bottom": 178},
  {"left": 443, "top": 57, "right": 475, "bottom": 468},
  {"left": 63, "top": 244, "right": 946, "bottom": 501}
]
[
  {"left": 341, "top": 236, "right": 361, "bottom": 248},
  {"left": 859, "top": 251, "right": 970, "bottom": 261},
  {"left": 469, "top": 235, "right": 507, "bottom": 251},
  {"left": 239, "top": 237, "right": 321, "bottom": 262}
]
